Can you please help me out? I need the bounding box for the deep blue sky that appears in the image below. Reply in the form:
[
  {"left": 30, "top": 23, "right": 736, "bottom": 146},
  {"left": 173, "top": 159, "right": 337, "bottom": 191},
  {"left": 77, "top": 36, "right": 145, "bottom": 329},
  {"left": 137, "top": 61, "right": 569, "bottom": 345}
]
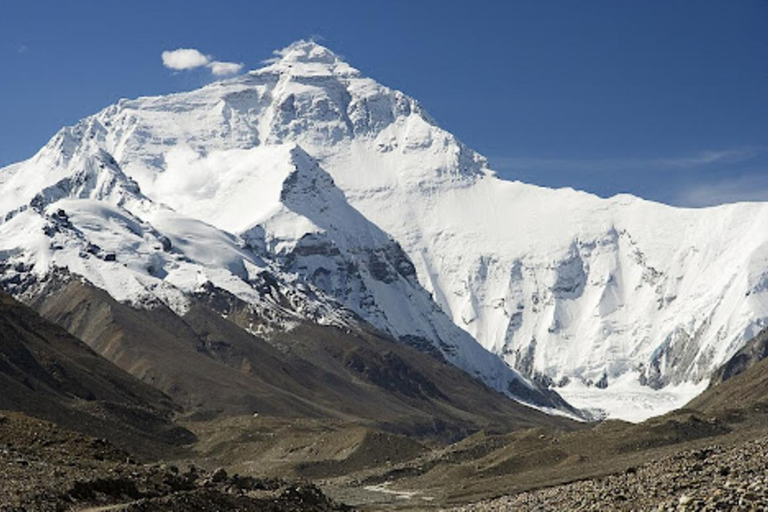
[{"left": 1, "top": 1, "right": 766, "bottom": 206}]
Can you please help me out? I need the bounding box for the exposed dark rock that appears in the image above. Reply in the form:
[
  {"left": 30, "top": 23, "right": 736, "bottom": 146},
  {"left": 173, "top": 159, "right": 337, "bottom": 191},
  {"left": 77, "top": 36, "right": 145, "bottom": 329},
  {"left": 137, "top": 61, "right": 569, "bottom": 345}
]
[
  {"left": 343, "top": 348, "right": 447, "bottom": 400},
  {"left": 158, "top": 235, "right": 173, "bottom": 252},
  {"left": 712, "top": 328, "right": 768, "bottom": 384}
]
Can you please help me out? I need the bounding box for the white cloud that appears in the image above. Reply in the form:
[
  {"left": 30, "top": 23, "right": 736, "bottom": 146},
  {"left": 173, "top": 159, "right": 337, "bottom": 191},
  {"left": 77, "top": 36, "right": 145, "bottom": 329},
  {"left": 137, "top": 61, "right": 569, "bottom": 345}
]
[
  {"left": 208, "top": 61, "right": 243, "bottom": 76},
  {"left": 155, "top": 146, "right": 222, "bottom": 205},
  {"left": 161, "top": 48, "right": 244, "bottom": 77},
  {"left": 162, "top": 48, "right": 210, "bottom": 70}
]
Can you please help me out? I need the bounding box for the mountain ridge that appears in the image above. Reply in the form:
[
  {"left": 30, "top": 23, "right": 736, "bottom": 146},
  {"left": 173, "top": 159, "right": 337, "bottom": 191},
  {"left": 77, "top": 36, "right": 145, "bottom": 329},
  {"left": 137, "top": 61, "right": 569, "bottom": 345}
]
[{"left": 3, "top": 40, "right": 768, "bottom": 420}]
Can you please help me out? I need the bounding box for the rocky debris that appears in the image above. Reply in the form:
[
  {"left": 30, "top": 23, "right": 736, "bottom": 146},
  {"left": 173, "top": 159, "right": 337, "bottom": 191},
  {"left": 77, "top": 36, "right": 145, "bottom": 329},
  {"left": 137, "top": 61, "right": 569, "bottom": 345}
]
[
  {"left": 209, "top": 467, "right": 228, "bottom": 483},
  {"left": 451, "top": 434, "right": 768, "bottom": 511},
  {"left": 0, "top": 412, "right": 350, "bottom": 511},
  {"left": 116, "top": 482, "right": 348, "bottom": 512}
]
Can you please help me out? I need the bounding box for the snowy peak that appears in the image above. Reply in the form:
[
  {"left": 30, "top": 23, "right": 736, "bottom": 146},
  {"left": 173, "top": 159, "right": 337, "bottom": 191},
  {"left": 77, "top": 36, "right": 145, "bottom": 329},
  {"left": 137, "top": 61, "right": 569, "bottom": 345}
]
[
  {"left": 52, "top": 40, "right": 486, "bottom": 203},
  {"left": 277, "top": 145, "right": 387, "bottom": 250},
  {"left": 1, "top": 139, "right": 143, "bottom": 224},
  {"left": 246, "top": 146, "right": 574, "bottom": 413},
  {"left": 280, "top": 145, "right": 337, "bottom": 202},
  {"left": 259, "top": 40, "right": 360, "bottom": 77},
  {"left": 9, "top": 40, "right": 768, "bottom": 421},
  {"left": 31, "top": 149, "right": 142, "bottom": 211}
]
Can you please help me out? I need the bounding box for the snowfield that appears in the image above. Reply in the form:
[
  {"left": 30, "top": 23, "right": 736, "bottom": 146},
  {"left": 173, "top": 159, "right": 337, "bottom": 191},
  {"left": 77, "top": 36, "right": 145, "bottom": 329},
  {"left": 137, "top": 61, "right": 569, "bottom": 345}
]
[{"left": 2, "top": 40, "right": 768, "bottom": 421}]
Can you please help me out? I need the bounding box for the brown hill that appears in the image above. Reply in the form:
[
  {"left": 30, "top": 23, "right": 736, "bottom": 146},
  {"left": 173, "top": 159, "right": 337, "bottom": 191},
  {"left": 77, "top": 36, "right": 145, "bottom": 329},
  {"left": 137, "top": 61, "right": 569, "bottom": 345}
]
[
  {"left": 0, "top": 290, "right": 193, "bottom": 458},
  {"left": 24, "top": 272, "right": 578, "bottom": 442}
]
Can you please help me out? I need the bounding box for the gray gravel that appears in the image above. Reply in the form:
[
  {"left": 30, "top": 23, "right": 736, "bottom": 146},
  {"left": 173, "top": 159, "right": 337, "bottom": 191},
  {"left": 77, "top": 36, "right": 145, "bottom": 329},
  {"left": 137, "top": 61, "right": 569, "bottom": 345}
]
[{"left": 449, "top": 435, "right": 768, "bottom": 511}]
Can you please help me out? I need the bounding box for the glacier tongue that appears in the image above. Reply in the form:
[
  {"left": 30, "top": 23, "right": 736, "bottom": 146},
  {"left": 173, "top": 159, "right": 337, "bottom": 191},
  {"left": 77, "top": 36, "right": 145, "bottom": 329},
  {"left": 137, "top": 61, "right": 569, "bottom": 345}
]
[{"left": 3, "top": 40, "right": 768, "bottom": 420}]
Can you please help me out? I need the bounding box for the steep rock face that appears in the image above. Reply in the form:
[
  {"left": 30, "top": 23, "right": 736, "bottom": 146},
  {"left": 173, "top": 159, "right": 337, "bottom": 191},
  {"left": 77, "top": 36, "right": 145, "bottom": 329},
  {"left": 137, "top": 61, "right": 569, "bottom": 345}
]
[
  {"left": 3, "top": 40, "right": 768, "bottom": 419},
  {"left": 687, "top": 325, "right": 768, "bottom": 416},
  {"left": 709, "top": 327, "right": 768, "bottom": 384}
]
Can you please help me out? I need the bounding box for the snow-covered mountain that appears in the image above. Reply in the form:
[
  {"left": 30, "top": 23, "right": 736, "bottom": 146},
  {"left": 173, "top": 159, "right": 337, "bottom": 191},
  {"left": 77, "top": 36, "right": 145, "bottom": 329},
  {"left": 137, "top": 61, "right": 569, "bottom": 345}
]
[
  {"left": 2, "top": 40, "right": 768, "bottom": 420},
  {"left": 0, "top": 42, "right": 570, "bottom": 416}
]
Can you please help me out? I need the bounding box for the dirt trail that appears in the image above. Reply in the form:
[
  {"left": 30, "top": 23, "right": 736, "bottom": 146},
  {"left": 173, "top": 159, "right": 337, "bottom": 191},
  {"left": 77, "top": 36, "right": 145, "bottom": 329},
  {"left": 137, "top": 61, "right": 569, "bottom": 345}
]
[{"left": 77, "top": 502, "right": 141, "bottom": 512}]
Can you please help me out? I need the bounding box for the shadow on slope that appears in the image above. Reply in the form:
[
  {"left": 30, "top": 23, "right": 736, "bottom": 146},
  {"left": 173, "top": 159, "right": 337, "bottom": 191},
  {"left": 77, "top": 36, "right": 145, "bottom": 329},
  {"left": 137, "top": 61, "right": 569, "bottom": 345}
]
[
  {"left": 26, "top": 272, "right": 578, "bottom": 444},
  {"left": 0, "top": 291, "right": 193, "bottom": 459}
]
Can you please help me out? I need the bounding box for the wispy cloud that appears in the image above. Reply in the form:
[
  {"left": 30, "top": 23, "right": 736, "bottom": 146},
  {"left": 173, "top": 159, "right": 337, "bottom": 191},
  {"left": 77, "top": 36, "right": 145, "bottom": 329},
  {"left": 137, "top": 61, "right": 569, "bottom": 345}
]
[
  {"left": 2, "top": 42, "right": 28, "bottom": 54},
  {"left": 489, "top": 147, "right": 767, "bottom": 207},
  {"left": 676, "top": 173, "right": 768, "bottom": 207},
  {"left": 161, "top": 48, "right": 243, "bottom": 76},
  {"left": 654, "top": 149, "right": 761, "bottom": 169},
  {"left": 489, "top": 148, "right": 761, "bottom": 175}
]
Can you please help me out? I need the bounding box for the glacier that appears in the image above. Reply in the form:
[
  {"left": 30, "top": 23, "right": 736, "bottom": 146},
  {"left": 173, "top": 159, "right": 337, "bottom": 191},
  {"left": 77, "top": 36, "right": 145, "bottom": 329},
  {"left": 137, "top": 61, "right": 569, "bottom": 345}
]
[{"left": 2, "top": 40, "right": 768, "bottom": 420}]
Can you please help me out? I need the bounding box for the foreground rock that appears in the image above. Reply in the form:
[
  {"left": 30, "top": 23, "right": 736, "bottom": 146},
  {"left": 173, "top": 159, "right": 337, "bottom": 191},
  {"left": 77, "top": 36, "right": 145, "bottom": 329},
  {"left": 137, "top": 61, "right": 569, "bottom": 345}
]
[
  {"left": 0, "top": 412, "right": 350, "bottom": 511},
  {"left": 452, "top": 434, "right": 768, "bottom": 511}
]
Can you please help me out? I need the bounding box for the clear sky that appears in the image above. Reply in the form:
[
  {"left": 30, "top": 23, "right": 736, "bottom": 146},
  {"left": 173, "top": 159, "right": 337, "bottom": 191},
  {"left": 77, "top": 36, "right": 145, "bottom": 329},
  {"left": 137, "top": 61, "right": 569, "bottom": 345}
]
[{"left": 1, "top": 0, "right": 766, "bottom": 206}]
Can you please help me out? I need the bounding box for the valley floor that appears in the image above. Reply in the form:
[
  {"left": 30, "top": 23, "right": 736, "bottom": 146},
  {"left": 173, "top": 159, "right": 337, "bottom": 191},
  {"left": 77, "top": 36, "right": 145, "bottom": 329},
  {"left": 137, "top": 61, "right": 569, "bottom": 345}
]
[
  {"left": 308, "top": 408, "right": 768, "bottom": 510},
  {"left": 6, "top": 406, "right": 768, "bottom": 511}
]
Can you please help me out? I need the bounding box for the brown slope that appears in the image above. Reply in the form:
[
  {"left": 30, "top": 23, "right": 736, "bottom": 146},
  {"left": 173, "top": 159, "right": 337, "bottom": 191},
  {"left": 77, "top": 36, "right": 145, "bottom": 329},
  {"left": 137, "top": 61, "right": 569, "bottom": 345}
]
[
  {"left": 0, "top": 290, "right": 193, "bottom": 458},
  {"left": 25, "top": 273, "right": 578, "bottom": 441},
  {"left": 277, "top": 330, "right": 768, "bottom": 509},
  {"left": 28, "top": 275, "right": 338, "bottom": 419},
  {"left": 687, "top": 327, "right": 768, "bottom": 415},
  {"left": 0, "top": 411, "right": 349, "bottom": 511},
  {"left": 190, "top": 280, "right": 582, "bottom": 435}
]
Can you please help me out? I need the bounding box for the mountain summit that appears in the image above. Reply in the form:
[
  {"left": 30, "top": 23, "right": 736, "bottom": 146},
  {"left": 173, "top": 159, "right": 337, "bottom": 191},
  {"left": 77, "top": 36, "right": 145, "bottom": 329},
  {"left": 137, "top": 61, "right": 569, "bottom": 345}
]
[
  {"left": 262, "top": 40, "right": 359, "bottom": 75},
  {"left": 2, "top": 41, "right": 768, "bottom": 420}
]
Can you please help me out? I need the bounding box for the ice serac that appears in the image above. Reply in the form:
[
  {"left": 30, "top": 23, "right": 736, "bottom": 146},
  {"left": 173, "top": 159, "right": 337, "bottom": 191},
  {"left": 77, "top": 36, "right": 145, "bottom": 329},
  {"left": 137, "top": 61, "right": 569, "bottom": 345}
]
[{"left": 3, "top": 40, "right": 768, "bottom": 420}]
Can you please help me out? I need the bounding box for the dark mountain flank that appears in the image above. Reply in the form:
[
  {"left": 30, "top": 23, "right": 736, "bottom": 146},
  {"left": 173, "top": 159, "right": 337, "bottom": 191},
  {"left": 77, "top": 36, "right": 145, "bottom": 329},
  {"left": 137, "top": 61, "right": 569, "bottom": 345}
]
[
  {"left": 0, "top": 290, "right": 192, "bottom": 458},
  {"left": 24, "top": 272, "right": 577, "bottom": 442}
]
